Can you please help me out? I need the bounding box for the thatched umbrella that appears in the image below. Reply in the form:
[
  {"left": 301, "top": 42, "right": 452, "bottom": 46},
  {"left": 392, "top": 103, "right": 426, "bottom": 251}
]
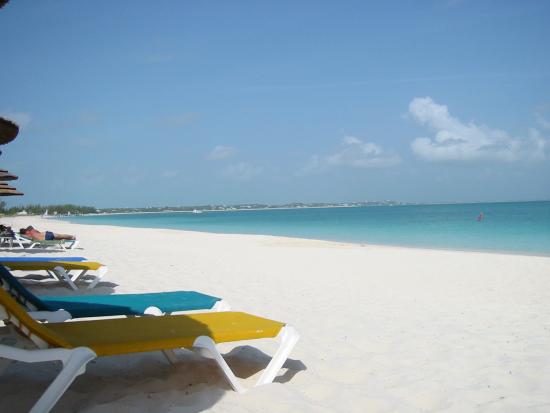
[
  {"left": 0, "top": 117, "right": 19, "bottom": 145},
  {"left": 0, "top": 171, "right": 18, "bottom": 181},
  {"left": 0, "top": 188, "right": 23, "bottom": 196}
]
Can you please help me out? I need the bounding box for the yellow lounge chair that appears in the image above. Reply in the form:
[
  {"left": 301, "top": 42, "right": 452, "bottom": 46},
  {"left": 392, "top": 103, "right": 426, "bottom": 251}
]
[
  {"left": 0, "top": 288, "right": 299, "bottom": 412},
  {"left": 2, "top": 260, "right": 107, "bottom": 290}
]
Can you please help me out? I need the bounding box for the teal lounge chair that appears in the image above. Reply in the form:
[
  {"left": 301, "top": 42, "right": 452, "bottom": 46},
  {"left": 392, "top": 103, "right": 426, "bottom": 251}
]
[{"left": 0, "top": 265, "right": 230, "bottom": 321}]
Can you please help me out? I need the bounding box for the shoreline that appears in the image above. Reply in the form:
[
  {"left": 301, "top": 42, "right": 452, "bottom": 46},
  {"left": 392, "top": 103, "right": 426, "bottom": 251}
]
[
  {"left": 39, "top": 198, "right": 550, "bottom": 217},
  {"left": 54, "top": 216, "right": 550, "bottom": 259}
]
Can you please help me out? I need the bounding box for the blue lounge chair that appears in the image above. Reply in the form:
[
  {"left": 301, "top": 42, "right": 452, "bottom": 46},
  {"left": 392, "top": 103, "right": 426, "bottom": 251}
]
[
  {"left": 0, "top": 265, "right": 230, "bottom": 321},
  {"left": 0, "top": 256, "right": 87, "bottom": 262}
]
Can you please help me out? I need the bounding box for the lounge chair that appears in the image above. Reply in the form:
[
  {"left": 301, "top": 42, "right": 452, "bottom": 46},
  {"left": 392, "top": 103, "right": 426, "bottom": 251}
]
[
  {"left": 0, "top": 265, "right": 230, "bottom": 321},
  {"left": 0, "top": 260, "right": 108, "bottom": 290},
  {"left": 0, "top": 288, "right": 299, "bottom": 413},
  {"left": 16, "top": 234, "right": 79, "bottom": 250}
]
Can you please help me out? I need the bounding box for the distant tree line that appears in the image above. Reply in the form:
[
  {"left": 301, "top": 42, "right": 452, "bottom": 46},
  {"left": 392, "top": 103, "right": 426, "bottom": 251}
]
[
  {"left": 0, "top": 202, "right": 98, "bottom": 216},
  {"left": 0, "top": 200, "right": 406, "bottom": 216}
]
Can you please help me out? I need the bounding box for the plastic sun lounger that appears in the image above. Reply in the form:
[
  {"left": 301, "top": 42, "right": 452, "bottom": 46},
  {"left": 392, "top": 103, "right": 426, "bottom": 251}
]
[
  {"left": 0, "top": 288, "right": 299, "bottom": 413},
  {"left": 1, "top": 260, "right": 107, "bottom": 290},
  {"left": 16, "top": 234, "right": 79, "bottom": 250},
  {"left": 0, "top": 265, "right": 230, "bottom": 321}
]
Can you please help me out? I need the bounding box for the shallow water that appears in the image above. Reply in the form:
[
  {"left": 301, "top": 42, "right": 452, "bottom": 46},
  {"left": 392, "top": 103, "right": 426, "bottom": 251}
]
[{"left": 64, "top": 201, "right": 550, "bottom": 255}]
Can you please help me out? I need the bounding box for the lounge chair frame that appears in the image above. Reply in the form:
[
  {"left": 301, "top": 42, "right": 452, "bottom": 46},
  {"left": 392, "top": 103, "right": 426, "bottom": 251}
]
[{"left": 23, "top": 236, "right": 79, "bottom": 251}]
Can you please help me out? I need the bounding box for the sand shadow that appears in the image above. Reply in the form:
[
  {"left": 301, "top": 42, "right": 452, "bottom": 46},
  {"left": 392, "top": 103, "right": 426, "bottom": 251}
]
[
  {"left": 222, "top": 345, "right": 306, "bottom": 384},
  {"left": 14, "top": 272, "right": 118, "bottom": 291}
]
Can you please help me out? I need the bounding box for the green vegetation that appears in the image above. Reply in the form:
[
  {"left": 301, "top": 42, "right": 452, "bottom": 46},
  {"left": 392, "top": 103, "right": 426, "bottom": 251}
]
[
  {"left": 0, "top": 200, "right": 405, "bottom": 216},
  {"left": 0, "top": 203, "right": 97, "bottom": 216}
]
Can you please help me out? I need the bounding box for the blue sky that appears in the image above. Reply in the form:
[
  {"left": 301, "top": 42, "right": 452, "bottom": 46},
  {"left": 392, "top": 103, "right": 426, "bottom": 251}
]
[{"left": 1, "top": 0, "right": 549, "bottom": 207}]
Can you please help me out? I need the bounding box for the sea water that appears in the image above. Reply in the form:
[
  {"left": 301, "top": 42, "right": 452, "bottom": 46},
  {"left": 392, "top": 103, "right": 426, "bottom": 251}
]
[{"left": 63, "top": 201, "right": 550, "bottom": 255}]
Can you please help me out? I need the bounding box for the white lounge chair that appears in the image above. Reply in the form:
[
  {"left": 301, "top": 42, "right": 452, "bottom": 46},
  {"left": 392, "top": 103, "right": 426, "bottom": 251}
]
[{"left": 17, "top": 234, "right": 79, "bottom": 250}]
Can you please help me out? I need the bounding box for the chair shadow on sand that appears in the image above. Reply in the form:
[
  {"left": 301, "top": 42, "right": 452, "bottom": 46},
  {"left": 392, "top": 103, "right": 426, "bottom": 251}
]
[
  {"left": 15, "top": 272, "right": 118, "bottom": 292},
  {"left": 222, "top": 345, "right": 307, "bottom": 384}
]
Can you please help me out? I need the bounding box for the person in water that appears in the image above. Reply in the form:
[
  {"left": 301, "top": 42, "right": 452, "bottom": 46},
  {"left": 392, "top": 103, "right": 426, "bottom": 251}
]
[{"left": 19, "top": 225, "right": 75, "bottom": 241}]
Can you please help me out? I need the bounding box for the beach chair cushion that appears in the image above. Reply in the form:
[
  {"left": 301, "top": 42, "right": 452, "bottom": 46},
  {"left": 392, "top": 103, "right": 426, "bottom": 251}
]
[
  {"left": 45, "top": 311, "right": 285, "bottom": 356},
  {"left": 41, "top": 291, "right": 221, "bottom": 318},
  {"left": 1, "top": 261, "right": 103, "bottom": 272}
]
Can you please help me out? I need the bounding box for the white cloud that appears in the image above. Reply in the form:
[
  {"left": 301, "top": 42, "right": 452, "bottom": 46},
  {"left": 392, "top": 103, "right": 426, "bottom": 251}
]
[
  {"left": 303, "top": 136, "right": 400, "bottom": 173},
  {"left": 1, "top": 111, "right": 31, "bottom": 129},
  {"left": 222, "top": 162, "right": 262, "bottom": 181},
  {"left": 206, "top": 145, "right": 238, "bottom": 160},
  {"left": 409, "top": 97, "right": 548, "bottom": 162}
]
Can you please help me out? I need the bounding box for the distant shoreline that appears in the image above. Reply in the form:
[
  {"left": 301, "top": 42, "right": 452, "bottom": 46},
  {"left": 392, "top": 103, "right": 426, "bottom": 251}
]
[{"left": 43, "top": 199, "right": 550, "bottom": 218}]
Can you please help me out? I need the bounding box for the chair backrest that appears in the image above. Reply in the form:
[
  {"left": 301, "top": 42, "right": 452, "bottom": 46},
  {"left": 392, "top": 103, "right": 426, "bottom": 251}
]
[
  {"left": 0, "top": 287, "right": 70, "bottom": 349},
  {"left": 0, "top": 264, "right": 46, "bottom": 311}
]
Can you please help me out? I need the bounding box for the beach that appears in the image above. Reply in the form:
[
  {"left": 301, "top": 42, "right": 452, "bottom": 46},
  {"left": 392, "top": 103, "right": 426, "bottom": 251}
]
[{"left": 1, "top": 216, "right": 550, "bottom": 412}]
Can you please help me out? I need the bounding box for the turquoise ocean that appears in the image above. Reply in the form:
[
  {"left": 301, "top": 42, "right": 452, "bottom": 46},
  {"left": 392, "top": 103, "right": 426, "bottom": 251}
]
[{"left": 63, "top": 201, "right": 550, "bottom": 255}]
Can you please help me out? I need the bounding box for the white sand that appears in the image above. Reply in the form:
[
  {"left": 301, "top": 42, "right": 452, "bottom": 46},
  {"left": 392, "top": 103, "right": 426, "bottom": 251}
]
[{"left": 1, "top": 216, "right": 550, "bottom": 412}]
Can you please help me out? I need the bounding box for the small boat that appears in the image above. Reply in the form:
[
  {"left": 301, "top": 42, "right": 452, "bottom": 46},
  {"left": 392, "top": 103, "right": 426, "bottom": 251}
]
[{"left": 192, "top": 209, "right": 203, "bottom": 214}]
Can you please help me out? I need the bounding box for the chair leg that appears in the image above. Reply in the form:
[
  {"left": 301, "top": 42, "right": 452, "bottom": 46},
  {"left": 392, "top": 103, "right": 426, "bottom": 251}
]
[
  {"left": 192, "top": 325, "right": 299, "bottom": 393},
  {"left": 255, "top": 325, "right": 299, "bottom": 386},
  {"left": 192, "top": 336, "right": 247, "bottom": 393},
  {"left": 69, "top": 269, "right": 86, "bottom": 284},
  {"left": 86, "top": 266, "right": 108, "bottom": 290},
  {"left": 0, "top": 345, "right": 96, "bottom": 413},
  {"left": 46, "top": 269, "right": 63, "bottom": 283},
  {"left": 53, "top": 266, "right": 78, "bottom": 290}
]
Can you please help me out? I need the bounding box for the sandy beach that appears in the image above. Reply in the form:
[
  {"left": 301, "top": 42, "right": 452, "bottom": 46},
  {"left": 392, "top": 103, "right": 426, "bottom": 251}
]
[{"left": 1, "top": 215, "right": 549, "bottom": 412}]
